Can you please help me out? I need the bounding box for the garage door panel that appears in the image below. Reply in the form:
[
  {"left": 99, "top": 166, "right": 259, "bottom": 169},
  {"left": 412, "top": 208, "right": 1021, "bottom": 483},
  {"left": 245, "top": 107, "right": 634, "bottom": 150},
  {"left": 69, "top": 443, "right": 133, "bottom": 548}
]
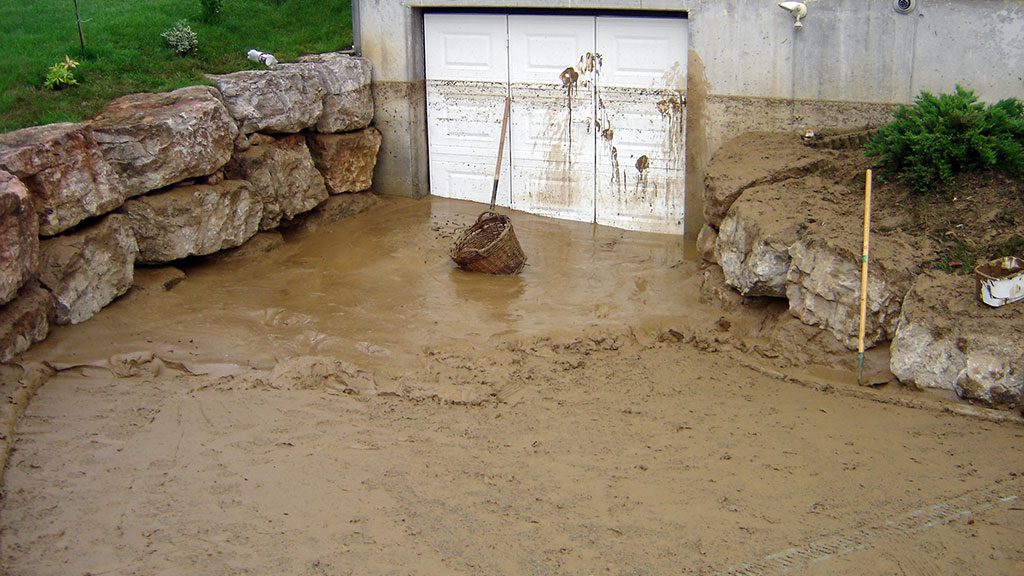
[
  {"left": 596, "top": 89, "right": 685, "bottom": 233},
  {"left": 425, "top": 13, "right": 508, "bottom": 82},
  {"left": 426, "top": 82, "right": 509, "bottom": 157},
  {"left": 508, "top": 15, "right": 595, "bottom": 83},
  {"left": 511, "top": 169, "right": 595, "bottom": 223},
  {"left": 425, "top": 13, "right": 511, "bottom": 205},
  {"left": 596, "top": 16, "right": 688, "bottom": 88},
  {"left": 509, "top": 82, "right": 595, "bottom": 222},
  {"left": 509, "top": 17, "right": 596, "bottom": 223},
  {"left": 427, "top": 161, "right": 512, "bottom": 206}
]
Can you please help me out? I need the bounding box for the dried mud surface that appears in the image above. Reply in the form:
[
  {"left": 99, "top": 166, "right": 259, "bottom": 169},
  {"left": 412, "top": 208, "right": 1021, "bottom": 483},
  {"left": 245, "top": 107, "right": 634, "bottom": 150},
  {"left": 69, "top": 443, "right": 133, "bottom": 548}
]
[{"left": 1, "top": 196, "right": 1023, "bottom": 576}]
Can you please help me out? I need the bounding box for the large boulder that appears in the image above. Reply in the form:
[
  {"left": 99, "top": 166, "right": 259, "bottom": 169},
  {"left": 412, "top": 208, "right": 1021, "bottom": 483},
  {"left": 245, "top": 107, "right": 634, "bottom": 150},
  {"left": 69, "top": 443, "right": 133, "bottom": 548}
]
[
  {"left": 306, "top": 128, "right": 382, "bottom": 194},
  {"left": 124, "top": 180, "right": 262, "bottom": 264},
  {"left": 1, "top": 171, "right": 38, "bottom": 306},
  {"left": 298, "top": 53, "right": 373, "bottom": 133},
  {"left": 0, "top": 123, "right": 122, "bottom": 236},
  {"left": 211, "top": 66, "right": 323, "bottom": 135},
  {"left": 211, "top": 53, "right": 373, "bottom": 135},
  {"left": 786, "top": 229, "right": 927, "bottom": 350},
  {"left": 223, "top": 133, "right": 328, "bottom": 229},
  {"left": 37, "top": 214, "right": 138, "bottom": 325},
  {"left": 891, "top": 272, "right": 1024, "bottom": 405},
  {"left": 717, "top": 175, "right": 834, "bottom": 297},
  {"left": 0, "top": 282, "right": 52, "bottom": 363},
  {"left": 89, "top": 86, "right": 237, "bottom": 198},
  {"left": 703, "top": 132, "right": 834, "bottom": 227}
]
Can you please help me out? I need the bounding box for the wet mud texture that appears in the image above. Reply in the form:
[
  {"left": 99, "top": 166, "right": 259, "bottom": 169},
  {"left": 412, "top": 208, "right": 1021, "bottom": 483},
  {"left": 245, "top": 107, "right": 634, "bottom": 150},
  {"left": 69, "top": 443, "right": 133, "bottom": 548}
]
[{"left": 2, "top": 197, "right": 1023, "bottom": 576}]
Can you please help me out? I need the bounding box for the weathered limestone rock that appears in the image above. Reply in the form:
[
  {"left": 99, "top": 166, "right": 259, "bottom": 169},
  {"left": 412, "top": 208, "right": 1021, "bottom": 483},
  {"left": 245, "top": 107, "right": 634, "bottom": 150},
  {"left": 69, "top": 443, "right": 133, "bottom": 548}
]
[
  {"left": 124, "top": 180, "right": 262, "bottom": 264},
  {"left": 306, "top": 128, "right": 382, "bottom": 194},
  {"left": 703, "top": 132, "right": 833, "bottom": 227},
  {"left": 90, "top": 86, "right": 238, "bottom": 198},
  {"left": 37, "top": 214, "right": 138, "bottom": 325},
  {"left": 786, "top": 230, "right": 924, "bottom": 350},
  {"left": 891, "top": 272, "right": 1024, "bottom": 405},
  {"left": 211, "top": 53, "right": 373, "bottom": 135},
  {"left": 696, "top": 223, "right": 718, "bottom": 264},
  {"left": 0, "top": 282, "right": 52, "bottom": 363},
  {"left": 1, "top": 171, "right": 38, "bottom": 305},
  {"left": 289, "top": 192, "right": 381, "bottom": 233},
  {"left": 298, "top": 53, "right": 374, "bottom": 132},
  {"left": 223, "top": 133, "right": 328, "bottom": 229},
  {"left": 211, "top": 67, "right": 324, "bottom": 134},
  {"left": 0, "top": 123, "right": 122, "bottom": 235},
  {"left": 717, "top": 176, "right": 831, "bottom": 297}
]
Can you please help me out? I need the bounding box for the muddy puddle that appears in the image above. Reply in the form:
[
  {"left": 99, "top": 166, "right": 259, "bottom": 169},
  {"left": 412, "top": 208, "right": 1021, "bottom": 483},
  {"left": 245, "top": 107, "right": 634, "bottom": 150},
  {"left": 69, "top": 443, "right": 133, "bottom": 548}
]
[
  {"left": 2, "top": 196, "right": 1023, "bottom": 576},
  {"left": 24, "top": 196, "right": 701, "bottom": 377}
]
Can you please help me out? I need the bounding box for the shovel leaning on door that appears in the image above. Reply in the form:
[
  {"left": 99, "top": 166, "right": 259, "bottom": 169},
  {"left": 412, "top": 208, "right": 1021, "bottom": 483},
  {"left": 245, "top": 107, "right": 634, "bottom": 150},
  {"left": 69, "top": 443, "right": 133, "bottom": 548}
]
[{"left": 450, "top": 96, "right": 528, "bottom": 275}]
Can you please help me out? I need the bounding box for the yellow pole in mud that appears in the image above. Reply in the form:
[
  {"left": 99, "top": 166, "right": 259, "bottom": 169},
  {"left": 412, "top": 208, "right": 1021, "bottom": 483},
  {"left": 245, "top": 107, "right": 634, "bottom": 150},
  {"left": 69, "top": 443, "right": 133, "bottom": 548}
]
[{"left": 857, "top": 169, "right": 873, "bottom": 383}]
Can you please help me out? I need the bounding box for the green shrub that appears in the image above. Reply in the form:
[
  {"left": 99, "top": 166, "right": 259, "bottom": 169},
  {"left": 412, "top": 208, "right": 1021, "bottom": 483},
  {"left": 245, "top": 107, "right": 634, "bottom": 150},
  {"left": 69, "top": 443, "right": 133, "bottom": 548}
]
[
  {"left": 200, "top": 0, "right": 223, "bottom": 22},
  {"left": 865, "top": 85, "right": 1024, "bottom": 193},
  {"left": 43, "top": 56, "right": 79, "bottom": 90},
  {"left": 161, "top": 20, "right": 198, "bottom": 56}
]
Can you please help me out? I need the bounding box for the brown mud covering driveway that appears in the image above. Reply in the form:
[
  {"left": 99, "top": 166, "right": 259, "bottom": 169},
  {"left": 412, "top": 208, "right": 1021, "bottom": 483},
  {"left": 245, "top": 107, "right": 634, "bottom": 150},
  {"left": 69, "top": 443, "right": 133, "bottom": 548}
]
[{"left": 2, "top": 197, "right": 1022, "bottom": 575}]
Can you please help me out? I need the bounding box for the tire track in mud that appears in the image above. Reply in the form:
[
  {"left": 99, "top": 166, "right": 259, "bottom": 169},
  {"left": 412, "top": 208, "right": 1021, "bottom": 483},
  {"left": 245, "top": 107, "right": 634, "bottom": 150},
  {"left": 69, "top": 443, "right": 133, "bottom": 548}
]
[{"left": 718, "top": 475, "right": 1024, "bottom": 576}]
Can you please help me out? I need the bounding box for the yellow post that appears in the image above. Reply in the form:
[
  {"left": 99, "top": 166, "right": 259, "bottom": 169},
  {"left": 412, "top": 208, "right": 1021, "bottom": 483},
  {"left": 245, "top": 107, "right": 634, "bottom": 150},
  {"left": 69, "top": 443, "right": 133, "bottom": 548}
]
[{"left": 857, "top": 169, "right": 873, "bottom": 383}]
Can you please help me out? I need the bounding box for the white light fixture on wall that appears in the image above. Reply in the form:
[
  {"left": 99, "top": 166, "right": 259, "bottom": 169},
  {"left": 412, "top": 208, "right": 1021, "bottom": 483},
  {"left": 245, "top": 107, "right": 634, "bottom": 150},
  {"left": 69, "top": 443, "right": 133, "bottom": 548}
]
[{"left": 778, "top": 0, "right": 819, "bottom": 28}]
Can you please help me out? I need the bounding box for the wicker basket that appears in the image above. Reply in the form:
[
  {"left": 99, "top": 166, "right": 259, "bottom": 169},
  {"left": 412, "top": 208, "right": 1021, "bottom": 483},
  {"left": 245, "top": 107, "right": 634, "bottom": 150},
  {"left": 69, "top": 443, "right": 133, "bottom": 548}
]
[{"left": 451, "top": 212, "right": 527, "bottom": 275}]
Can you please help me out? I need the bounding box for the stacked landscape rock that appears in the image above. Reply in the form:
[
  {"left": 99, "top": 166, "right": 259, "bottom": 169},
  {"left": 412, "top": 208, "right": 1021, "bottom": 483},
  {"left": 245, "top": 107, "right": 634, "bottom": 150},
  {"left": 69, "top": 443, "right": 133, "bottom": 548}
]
[
  {"left": 37, "top": 214, "right": 138, "bottom": 325},
  {"left": 891, "top": 273, "right": 1024, "bottom": 405},
  {"left": 224, "top": 134, "right": 329, "bottom": 230},
  {"left": 90, "top": 86, "right": 238, "bottom": 199},
  {"left": 703, "top": 131, "right": 1018, "bottom": 406},
  {"left": 1, "top": 171, "right": 38, "bottom": 306},
  {"left": 0, "top": 53, "right": 381, "bottom": 362},
  {"left": 307, "top": 128, "right": 382, "bottom": 195},
  {"left": 0, "top": 123, "right": 122, "bottom": 236}
]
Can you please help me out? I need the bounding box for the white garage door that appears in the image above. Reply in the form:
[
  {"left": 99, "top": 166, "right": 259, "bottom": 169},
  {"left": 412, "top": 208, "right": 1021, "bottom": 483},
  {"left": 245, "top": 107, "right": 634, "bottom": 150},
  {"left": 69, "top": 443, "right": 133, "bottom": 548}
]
[{"left": 425, "top": 12, "right": 688, "bottom": 234}]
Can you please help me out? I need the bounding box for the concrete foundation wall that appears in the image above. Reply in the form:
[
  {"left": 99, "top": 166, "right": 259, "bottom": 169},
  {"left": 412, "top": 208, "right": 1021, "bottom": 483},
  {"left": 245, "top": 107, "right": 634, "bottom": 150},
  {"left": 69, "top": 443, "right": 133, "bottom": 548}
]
[{"left": 355, "top": 0, "right": 1024, "bottom": 234}]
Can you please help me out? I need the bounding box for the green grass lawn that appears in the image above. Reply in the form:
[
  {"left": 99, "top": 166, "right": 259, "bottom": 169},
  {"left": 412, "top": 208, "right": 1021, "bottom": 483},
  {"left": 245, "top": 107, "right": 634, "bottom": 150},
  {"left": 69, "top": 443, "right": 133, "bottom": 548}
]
[{"left": 0, "top": 0, "right": 353, "bottom": 132}]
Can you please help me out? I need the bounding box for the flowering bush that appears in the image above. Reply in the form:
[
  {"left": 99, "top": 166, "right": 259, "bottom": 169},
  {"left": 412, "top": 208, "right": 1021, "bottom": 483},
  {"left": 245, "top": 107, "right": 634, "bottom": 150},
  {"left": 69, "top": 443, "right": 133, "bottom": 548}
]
[{"left": 161, "top": 20, "right": 198, "bottom": 56}]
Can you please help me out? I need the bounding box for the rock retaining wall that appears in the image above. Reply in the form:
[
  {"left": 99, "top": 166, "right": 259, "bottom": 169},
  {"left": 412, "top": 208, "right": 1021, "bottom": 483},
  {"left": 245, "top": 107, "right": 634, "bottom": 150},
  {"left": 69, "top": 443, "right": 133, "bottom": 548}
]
[
  {"left": 0, "top": 53, "right": 382, "bottom": 362},
  {"left": 702, "top": 131, "right": 1021, "bottom": 406}
]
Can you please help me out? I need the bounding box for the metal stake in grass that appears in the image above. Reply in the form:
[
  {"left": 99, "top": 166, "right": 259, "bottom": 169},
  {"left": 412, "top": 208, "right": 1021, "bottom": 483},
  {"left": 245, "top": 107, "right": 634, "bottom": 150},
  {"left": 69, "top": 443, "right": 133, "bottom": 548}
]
[
  {"left": 73, "top": 0, "right": 87, "bottom": 58},
  {"left": 857, "top": 169, "right": 873, "bottom": 383}
]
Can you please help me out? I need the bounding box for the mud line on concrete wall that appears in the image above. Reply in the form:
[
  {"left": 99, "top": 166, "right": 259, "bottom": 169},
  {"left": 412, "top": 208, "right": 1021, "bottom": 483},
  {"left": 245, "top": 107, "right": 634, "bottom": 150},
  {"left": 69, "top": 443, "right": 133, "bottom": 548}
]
[{"left": 717, "top": 475, "right": 1024, "bottom": 576}]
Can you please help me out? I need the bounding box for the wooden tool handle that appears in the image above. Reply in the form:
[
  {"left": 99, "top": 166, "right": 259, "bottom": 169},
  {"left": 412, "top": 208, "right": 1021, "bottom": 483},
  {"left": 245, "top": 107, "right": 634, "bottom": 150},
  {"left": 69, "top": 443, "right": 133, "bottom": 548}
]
[
  {"left": 490, "top": 96, "right": 512, "bottom": 211},
  {"left": 857, "top": 169, "right": 873, "bottom": 381}
]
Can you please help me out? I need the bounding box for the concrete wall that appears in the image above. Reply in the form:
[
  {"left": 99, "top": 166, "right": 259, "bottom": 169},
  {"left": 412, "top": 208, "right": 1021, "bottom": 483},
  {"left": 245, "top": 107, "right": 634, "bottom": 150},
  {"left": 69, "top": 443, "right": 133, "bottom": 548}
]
[{"left": 355, "top": 0, "right": 1024, "bottom": 235}]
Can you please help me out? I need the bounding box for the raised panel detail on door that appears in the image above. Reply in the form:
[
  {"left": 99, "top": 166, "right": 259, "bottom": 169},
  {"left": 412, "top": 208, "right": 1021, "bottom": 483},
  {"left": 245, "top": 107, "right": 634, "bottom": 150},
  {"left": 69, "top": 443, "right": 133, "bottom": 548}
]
[
  {"left": 508, "top": 15, "right": 595, "bottom": 223},
  {"left": 425, "top": 13, "right": 511, "bottom": 206},
  {"left": 595, "top": 16, "right": 687, "bottom": 234}
]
